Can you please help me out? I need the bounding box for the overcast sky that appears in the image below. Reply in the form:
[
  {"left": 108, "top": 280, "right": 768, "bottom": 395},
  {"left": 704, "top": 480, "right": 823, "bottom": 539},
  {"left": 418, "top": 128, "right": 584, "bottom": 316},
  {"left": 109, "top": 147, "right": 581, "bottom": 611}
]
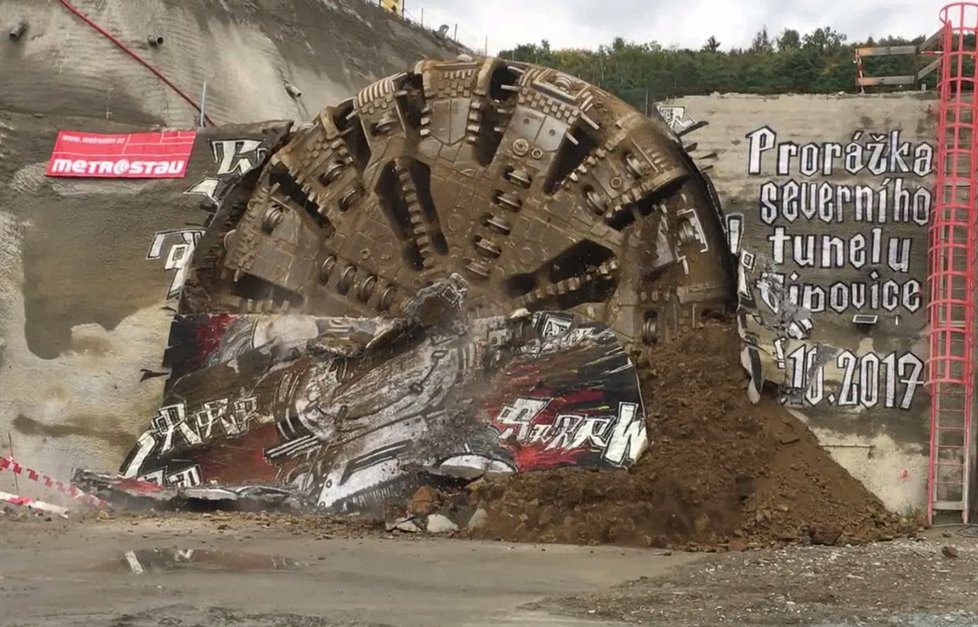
[{"left": 406, "top": 0, "right": 947, "bottom": 54}]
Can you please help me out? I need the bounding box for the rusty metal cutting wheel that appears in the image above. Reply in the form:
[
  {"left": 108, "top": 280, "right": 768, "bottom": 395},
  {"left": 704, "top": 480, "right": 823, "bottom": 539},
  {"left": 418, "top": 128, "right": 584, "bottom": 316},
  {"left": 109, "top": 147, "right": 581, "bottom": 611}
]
[{"left": 180, "top": 57, "right": 735, "bottom": 350}]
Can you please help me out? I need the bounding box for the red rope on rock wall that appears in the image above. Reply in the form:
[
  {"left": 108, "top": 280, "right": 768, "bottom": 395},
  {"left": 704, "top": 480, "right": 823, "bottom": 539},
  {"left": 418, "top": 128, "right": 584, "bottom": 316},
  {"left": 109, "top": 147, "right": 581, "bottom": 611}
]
[{"left": 55, "top": 0, "right": 215, "bottom": 126}]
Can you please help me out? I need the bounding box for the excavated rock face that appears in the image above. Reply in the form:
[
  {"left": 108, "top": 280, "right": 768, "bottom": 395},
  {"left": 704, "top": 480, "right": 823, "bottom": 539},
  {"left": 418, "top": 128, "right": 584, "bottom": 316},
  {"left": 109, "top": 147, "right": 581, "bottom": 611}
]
[{"left": 180, "top": 57, "right": 734, "bottom": 349}]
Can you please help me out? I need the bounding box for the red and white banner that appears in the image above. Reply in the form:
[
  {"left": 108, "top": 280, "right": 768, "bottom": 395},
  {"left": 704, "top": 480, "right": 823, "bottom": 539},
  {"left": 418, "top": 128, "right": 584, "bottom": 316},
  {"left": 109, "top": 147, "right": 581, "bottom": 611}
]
[
  {"left": 45, "top": 130, "right": 197, "bottom": 179},
  {"left": 0, "top": 490, "right": 70, "bottom": 518},
  {"left": 0, "top": 456, "right": 107, "bottom": 509}
]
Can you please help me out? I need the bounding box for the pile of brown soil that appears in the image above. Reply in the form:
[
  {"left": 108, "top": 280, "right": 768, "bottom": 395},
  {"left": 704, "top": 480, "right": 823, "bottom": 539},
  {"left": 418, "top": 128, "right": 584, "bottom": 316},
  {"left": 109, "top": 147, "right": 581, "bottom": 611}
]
[{"left": 467, "top": 320, "right": 917, "bottom": 549}]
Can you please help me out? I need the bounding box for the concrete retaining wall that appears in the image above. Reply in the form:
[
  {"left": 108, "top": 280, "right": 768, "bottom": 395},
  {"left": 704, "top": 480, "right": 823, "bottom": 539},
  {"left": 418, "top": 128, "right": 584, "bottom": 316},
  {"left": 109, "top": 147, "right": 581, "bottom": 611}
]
[{"left": 661, "top": 93, "right": 936, "bottom": 513}]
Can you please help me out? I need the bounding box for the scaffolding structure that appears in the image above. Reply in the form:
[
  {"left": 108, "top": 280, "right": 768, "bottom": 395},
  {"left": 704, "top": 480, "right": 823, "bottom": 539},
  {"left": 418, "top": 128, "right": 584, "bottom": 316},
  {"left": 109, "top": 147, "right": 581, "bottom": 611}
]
[
  {"left": 854, "top": 31, "right": 942, "bottom": 91},
  {"left": 928, "top": 2, "right": 978, "bottom": 524}
]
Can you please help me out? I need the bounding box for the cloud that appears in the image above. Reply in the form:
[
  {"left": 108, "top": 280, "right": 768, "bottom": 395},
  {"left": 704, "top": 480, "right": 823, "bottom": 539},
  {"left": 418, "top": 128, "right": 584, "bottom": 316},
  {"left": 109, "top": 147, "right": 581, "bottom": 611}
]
[{"left": 409, "top": 0, "right": 946, "bottom": 53}]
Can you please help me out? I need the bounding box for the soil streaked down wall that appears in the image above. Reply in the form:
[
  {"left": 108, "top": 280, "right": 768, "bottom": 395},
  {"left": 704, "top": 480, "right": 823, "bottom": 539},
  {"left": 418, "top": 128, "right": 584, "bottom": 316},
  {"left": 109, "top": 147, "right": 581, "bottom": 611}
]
[{"left": 0, "top": 0, "right": 465, "bottom": 126}]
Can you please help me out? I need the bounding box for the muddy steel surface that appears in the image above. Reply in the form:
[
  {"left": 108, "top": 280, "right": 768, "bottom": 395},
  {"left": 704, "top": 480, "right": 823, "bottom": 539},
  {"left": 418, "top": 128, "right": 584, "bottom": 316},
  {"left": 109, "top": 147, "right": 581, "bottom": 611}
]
[
  {"left": 0, "top": 516, "right": 691, "bottom": 626},
  {"left": 4, "top": 516, "right": 978, "bottom": 626}
]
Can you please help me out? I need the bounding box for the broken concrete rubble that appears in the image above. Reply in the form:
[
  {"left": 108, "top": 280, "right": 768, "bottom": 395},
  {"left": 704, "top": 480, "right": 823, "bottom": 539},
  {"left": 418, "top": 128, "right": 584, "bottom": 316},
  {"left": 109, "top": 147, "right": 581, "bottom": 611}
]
[
  {"left": 74, "top": 470, "right": 294, "bottom": 511},
  {"left": 425, "top": 513, "right": 458, "bottom": 534}
]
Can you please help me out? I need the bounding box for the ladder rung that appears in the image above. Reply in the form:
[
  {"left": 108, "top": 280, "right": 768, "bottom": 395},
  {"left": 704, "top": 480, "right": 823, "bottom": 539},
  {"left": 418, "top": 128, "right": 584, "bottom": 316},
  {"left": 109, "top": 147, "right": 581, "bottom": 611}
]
[{"left": 934, "top": 500, "right": 967, "bottom": 509}]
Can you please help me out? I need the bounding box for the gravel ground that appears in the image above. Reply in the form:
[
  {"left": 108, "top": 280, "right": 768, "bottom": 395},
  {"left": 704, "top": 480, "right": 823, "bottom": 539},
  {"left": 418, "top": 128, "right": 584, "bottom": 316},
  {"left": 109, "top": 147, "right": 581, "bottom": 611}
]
[{"left": 534, "top": 529, "right": 978, "bottom": 626}]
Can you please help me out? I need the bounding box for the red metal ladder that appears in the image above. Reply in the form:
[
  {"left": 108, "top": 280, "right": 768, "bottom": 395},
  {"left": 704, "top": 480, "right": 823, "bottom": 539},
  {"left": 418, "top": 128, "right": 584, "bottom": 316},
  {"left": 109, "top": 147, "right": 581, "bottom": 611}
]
[{"left": 928, "top": 2, "right": 978, "bottom": 524}]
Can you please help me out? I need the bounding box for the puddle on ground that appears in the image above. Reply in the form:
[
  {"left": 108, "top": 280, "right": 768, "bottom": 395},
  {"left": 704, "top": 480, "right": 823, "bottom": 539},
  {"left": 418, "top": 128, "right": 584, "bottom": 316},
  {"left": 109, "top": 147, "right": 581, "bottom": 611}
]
[{"left": 95, "top": 548, "right": 304, "bottom": 574}]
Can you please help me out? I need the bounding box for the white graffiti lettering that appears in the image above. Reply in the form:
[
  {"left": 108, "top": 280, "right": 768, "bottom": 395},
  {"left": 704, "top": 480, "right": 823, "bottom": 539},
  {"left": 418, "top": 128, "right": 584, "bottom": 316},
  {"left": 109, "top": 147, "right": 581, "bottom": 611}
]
[
  {"left": 601, "top": 402, "right": 647, "bottom": 467},
  {"left": 758, "top": 178, "right": 931, "bottom": 226},
  {"left": 147, "top": 396, "right": 259, "bottom": 455},
  {"left": 185, "top": 138, "right": 268, "bottom": 203},
  {"left": 785, "top": 347, "right": 925, "bottom": 409},
  {"left": 759, "top": 270, "right": 922, "bottom": 315},
  {"left": 766, "top": 227, "right": 913, "bottom": 273},
  {"left": 747, "top": 127, "right": 934, "bottom": 178},
  {"left": 493, "top": 399, "right": 645, "bottom": 463},
  {"left": 147, "top": 228, "right": 205, "bottom": 298},
  {"left": 211, "top": 139, "right": 266, "bottom": 176},
  {"left": 496, "top": 397, "right": 550, "bottom": 441},
  {"left": 657, "top": 105, "right": 697, "bottom": 133}
]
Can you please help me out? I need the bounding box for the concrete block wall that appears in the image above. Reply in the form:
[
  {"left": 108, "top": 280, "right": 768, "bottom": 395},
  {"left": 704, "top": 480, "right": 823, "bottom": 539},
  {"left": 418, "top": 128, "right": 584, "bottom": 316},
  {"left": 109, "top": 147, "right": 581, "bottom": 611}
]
[{"left": 662, "top": 93, "right": 937, "bottom": 514}]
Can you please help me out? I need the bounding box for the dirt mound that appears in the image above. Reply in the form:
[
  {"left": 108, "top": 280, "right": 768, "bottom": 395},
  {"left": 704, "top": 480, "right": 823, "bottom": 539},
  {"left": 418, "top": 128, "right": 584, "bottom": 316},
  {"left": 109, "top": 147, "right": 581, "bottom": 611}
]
[{"left": 466, "top": 319, "right": 916, "bottom": 549}]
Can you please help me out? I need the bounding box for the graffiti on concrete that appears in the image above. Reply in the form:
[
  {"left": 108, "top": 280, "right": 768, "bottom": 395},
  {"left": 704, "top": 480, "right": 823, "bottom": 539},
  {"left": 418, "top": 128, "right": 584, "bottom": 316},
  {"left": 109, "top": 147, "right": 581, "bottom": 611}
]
[
  {"left": 657, "top": 105, "right": 697, "bottom": 134},
  {"left": 144, "top": 131, "right": 284, "bottom": 300},
  {"left": 147, "top": 228, "right": 206, "bottom": 299},
  {"left": 738, "top": 126, "right": 933, "bottom": 410},
  {"left": 185, "top": 138, "right": 269, "bottom": 203},
  {"left": 119, "top": 278, "right": 647, "bottom": 515}
]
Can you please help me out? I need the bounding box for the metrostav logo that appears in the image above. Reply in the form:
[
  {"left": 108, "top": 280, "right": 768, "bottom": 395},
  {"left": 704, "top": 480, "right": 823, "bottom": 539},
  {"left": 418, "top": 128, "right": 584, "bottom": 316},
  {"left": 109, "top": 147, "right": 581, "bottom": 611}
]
[{"left": 49, "top": 157, "right": 188, "bottom": 177}]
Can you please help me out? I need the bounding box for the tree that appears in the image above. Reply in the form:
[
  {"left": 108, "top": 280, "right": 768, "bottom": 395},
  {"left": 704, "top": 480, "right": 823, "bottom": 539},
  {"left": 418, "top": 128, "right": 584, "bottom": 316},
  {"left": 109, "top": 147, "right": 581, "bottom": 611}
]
[
  {"left": 750, "top": 27, "right": 774, "bottom": 54},
  {"left": 777, "top": 29, "right": 801, "bottom": 51},
  {"left": 498, "top": 24, "right": 925, "bottom": 102},
  {"left": 802, "top": 27, "right": 847, "bottom": 52}
]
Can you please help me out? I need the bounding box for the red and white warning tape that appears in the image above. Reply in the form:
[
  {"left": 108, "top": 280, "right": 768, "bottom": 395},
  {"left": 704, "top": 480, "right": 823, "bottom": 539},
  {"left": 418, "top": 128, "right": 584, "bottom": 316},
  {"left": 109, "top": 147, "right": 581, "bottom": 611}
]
[
  {"left": 0, "top": 457, "right": 107, "bottom": 509},
  {"left": 0, "top": 490, "right": 70, "bottom": 518}
]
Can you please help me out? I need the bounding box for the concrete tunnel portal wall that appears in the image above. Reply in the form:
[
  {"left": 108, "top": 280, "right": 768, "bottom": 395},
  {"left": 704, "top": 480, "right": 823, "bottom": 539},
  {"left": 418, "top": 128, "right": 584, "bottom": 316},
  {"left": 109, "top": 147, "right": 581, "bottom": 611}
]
[{"left": 0, "top": 0, "right": 940, "bottom": 516}]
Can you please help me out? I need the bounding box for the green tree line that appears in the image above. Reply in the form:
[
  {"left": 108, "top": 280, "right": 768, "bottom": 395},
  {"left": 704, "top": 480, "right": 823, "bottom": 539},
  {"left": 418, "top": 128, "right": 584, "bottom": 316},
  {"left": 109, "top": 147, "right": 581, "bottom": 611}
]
[{"left": 499, "top": 27, "right": 936, "bottom": 111}]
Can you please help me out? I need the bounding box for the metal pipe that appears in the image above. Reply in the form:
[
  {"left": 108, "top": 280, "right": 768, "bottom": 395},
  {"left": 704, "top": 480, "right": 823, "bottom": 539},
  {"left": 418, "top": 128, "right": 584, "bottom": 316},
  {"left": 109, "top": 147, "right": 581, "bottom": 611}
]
[
  {"left": 285, "top": 82, "right": 302, "bottom": 99},
  {"left": 147, "top": 34, "right": 164, "bottom": 46},
  {"left": 199, "top": 81, "right": 207, "bottom": 128},
  {"left": 9, "top": 21, "right": 27, "bottom": 41}
]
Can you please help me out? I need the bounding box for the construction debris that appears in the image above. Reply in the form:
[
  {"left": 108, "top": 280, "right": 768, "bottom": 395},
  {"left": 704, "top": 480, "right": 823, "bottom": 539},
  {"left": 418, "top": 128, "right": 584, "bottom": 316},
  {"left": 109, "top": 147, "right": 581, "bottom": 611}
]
[{"left": 465, "top": 320, "right": 917, "bottom": 548}]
